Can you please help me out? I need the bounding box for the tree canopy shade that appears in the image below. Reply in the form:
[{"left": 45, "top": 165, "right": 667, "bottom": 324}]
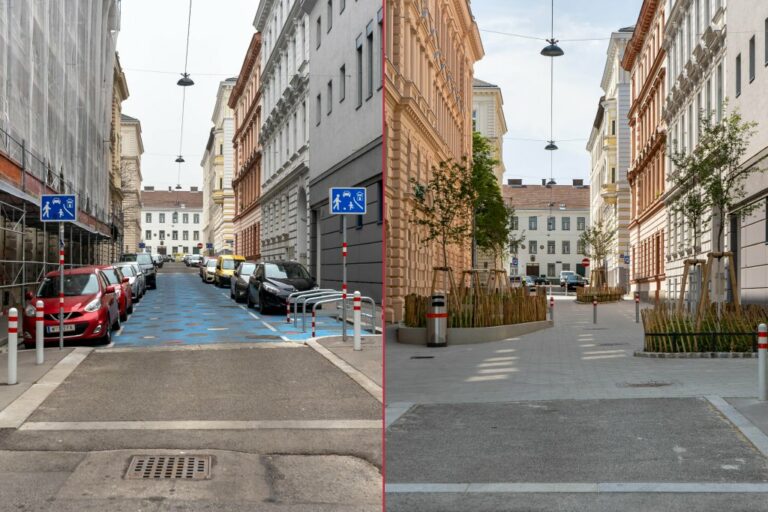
[{"left": 578, "top": 218, "right": 615, "bottom": 288}]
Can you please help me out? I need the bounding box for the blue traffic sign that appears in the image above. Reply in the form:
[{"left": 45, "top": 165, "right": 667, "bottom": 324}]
[
  {"left": 206, "top": 243, "right": 214, "bottom": 249},
  {"left": 512, "top": 257, "right": 519, "bottom": 266},
  {"left": 329, "top": 187, "right": 367, "bottom": 215},
  {"left": 40, "top": 194, "right": 76, "bottom": 222},
  {"left": 138, "top": 242, "right": 146, "bottom": 249},
  {"left": 624, "top": 255, "right": 630, "bottom": 264}
]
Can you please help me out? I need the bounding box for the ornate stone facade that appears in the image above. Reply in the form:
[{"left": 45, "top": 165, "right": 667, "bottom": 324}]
[
  {"left": 110, "top": 53, "right": 129, "bottom": 260},
  {"left": 120, "top": 114, "right": 143, "bottom": 254},
  {"left": 384, "top": 0, "right": 483, "bottom": 321},
  {"left": 623, "top": 0, "right": 667, "bottom": 301},
  {"left": 231, "top": 33, "right": 263, "bottom": 262}
]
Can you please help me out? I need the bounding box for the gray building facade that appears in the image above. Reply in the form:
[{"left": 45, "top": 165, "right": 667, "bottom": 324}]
[{"left": 306, "top": 0, "right": 383, "bottom": 302}]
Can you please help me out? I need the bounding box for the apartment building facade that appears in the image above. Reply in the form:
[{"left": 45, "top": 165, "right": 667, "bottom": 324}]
[
  {"left": 120, "top": 114, "right": 144, "bottom": 254},
  {"left": 140, "top": 188, "right": 204, "bottom": 257},
  {"left": 384, "top": 0, "right": 484, "bottom": 321},
  {"left": 587, "top": 27, "right": 633, "bottom": 290},
  {"left": 504, "top": 181, "right": 591, "bottom": 280},
  {"left": 622, "top": 0, "right": 668, "bottom": 302},
  {"left": 231, "top": 33, "right": 263, "bottom": 262},
  {"left": 306, "top": 0, "right": 384, "bottom": 301}
]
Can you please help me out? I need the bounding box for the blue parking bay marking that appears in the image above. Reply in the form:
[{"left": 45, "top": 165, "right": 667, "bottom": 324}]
[{"left": 112, "top": 272, "right": 372, "bottom": 347}]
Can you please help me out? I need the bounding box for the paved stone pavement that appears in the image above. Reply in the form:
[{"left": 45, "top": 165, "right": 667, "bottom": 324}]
[{"left": 386, "top": 297, "right": 768, "bottom": 511}]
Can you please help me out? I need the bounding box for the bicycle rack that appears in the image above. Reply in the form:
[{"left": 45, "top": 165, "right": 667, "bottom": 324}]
[
  {"left": 301, "top": 293, "right": 345, "bottom": 332},
  {"left": 334, "top": 296, "right": 378, "bottom": 332},
  {"left": 295, "top": 291, "right": 346, "bottom": 327},
  {"left": 287, "top": 289, "right": 336, "bottom": 323}
]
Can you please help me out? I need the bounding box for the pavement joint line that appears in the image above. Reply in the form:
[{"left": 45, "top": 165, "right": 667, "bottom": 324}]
[
  {"left": 385, "top": 483, "right": 768, "bottom": 494},
  {"left": 95, "top": 342, "right": 303, "bottom": 353},
  {"left": 0, "top": 347, "right": 92, "bottom": 429},
  {"left": 305, "top": 338, "right": 383, "bottom": 403},
  {"left": 706, "top": 395, "right": 768, "bottom": 458},
  {"left": 19, "top": 419, "right": 381, "bottom": 431},
  {"left": 386, "top": 402, "right": 414, "bottom": 427}
]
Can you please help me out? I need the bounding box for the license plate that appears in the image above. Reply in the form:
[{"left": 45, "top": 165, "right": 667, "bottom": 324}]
[{"left": 47, "top": 324, "right": 76, "bottom": 334}]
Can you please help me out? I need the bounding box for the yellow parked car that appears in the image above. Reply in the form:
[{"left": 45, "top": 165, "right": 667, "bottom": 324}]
[{"left": 214, "top": 255, "right": 245, "bottom": 287}]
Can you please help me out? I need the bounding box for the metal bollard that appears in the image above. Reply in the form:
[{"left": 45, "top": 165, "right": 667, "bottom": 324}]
[
  {"left": 549, "top": 296, "right": 554, "bottom": 321},
  {"left": 593, "top": 299, "right": 597, "bottom": 324},
  {"left": 759, "top": 323, "right": 767, "bottom": 401},
  {"left": 426, "top": 294, "right": 448, "bottom": 347},
  {"left": 311, "top": 309, "right": 316, "bottom": 338},
  {"left": 286, "top": 300, "right": 291, "bottom": 323},
  {"left": 353, "top": 291, "right": 362, "bottom": 351},
  {"left": 7, "top": 307, "right": 18, "bottom": 385},
  {"left": 35, "top": 300, "right": 44, "bottom": 365},
  {"left": 635, "top": 293, "right": 640, "bottom": 324}
]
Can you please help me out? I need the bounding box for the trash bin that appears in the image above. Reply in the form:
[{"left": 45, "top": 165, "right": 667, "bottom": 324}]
[{"left": 426, "top": 294, "right": 448, "bottom": 347}]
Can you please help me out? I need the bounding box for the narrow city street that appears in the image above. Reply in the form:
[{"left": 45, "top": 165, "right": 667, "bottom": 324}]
[
  {"left": 0, "top": 263, "right": 382, "bottom": 511},
  {"left": 386, "top": 297, "right": 768, "bottom": 511}
]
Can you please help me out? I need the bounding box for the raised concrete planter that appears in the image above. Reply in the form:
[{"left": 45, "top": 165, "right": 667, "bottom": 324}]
[
  {"left": 634, "top": 350, "right": 757, "bottom": 358},
  {"left": 397, "top": 320, "right": 553, "bottom": 346}
]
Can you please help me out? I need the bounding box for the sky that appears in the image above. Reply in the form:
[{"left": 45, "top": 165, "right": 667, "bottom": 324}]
[
  {"left": 472, "top": 0, "right": 643, "bottom": 185},
  {"left": 117, "top": 0, "right": 257, "bottom": 191}
]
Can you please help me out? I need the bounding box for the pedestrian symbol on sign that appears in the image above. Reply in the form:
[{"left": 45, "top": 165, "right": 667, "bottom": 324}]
[
  {"left": 329, "top": 187, "right": 367, "bottom": 215},
  {"left": 40, "top": 194, "right": 77, "bottom": 222}
]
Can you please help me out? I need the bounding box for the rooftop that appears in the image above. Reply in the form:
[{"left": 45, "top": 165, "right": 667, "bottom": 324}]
[
  {"left": 473, "top": 78, "right": 498, "bottom": 88},
  {"left": 503, "top": 182, "right": 590, "bottom": 210},
  {"left": 141, "top": 189, "right": 203, "bottom": 209}
]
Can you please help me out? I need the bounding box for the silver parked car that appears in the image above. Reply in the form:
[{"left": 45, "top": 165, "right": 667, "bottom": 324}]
[{"left": 115, "top": 262, "right": 146, "bottom": 300}]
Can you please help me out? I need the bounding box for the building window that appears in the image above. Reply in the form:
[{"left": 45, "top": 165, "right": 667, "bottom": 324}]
[
  {"left": 316, "top": 17, "right": 322, "bottom": 48},
  {"left": 172, "top": 231, "right": 178, "bottom": 241},
  {"left": 561, "top": 217, "right": 570, "bottom": 230},
  {"left": 577, "top": 240, "right": 586, "bottom": 254},
  {"left": 193, "top": 231, "right": 199, "bottom": 240},
  {"left": 327, "top": 0, "right": 332, "bottom": 32},
  {"left": 181, "top": 231, "right": 188, "bottom": 241},
  {"left": 182, "top": 213, "right": 188, "bottom": 224},
  {"left": 562, "top": 263, "right": 571, "bottom": 271},
  {"left": 611, "top": 119, "right": 616, "bottom": 135},
  {"left": 159, "top": 213, "right": 165, "bottom": 223},
  {"left": 172, "top": 212, "right": 178, "bottom": 223},
  {"left": 316, "top": 93, "right": 322, "bottom": 125},
  {"left": 547, "top": 263, "right": 556, "bottom": 277},
  {"left": 339, "top": 65, "right": 346, "bottom": 102},
  {"left": 528, "top": 240, "right": 537, "bottom": 254},
  {"left": 749, "top": 36, "right": 755, "bottom": 82},
  {"left": 547, "top": 241, "right": 555, "bottom": 254},
  {"left": 577, "top": 217, "right": 586, "bottom": 230},
  {"left": 528, "top": 216, "right": 538, "bottom": 230},
  {"left": 356, "top": 35, "right": 363, "bottom": 107},
  {"left": 145, "top": 213, "right": 152, "bottom": 223},
  {"left": 472, "top": 110, "right": 477, "bottom": 130},
  {"left": 547, "top": 216, "right": 555, "bottom": 231},
  {"left": 717, "top": 62, "right": 724, "bottom": 121},
  {"left": 366, "top": 23, "right": 374, "bottom": 99},
  {"left": 327, "top": 80, "right": 333, "bottom": 114},
  {"left": 159, "top": 230, "right": 165, "bottom": 240},
  {"left": 511, "top": 216, "right": 519, "bottom": 230},
  {"left": 736, "top": 53, "right": 742, "bottom": 97},
  {"left": 145, "top": 230, "right": 151, "bottom": 240},
  {"left": 562, "top": 241, "right": 570, "bottom": 254},
  {"left": 193, "top": 214, "right": 200, "bottom": 224}
]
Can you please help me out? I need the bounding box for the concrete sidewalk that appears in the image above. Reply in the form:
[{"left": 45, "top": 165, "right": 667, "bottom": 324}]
[
  {"left": 0, "top": 348, "right": 73, "bottom": 411},
  {"left": 318, "top": 335, "right": 382, "bottom": 388}
]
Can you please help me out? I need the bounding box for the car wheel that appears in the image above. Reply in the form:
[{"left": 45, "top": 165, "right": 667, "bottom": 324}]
[
  {"left": 99, "top": 327, "right": 112, "bottom": 346},
  {"left": 230, "top": 285, "right": 235, "bottom": 299},
  {"left": 24, "top": 341, "right": 35, "bottom": 350},
  {"left": 112, "top": 314, "right": 121, "bottom": 331},
  {"left": 246, "top": 289, "right": 253, "bottom": 309},
  {"left": 258, "top": 290, "right": 268, "bottom": 314},
  {"left": 128, "top": 302, "right": 134, "bottom": 315}
]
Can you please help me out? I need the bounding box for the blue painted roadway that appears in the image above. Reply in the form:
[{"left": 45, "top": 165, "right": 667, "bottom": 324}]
[{"left": 113, "top": 271, "right": 358, "bottom": 347}]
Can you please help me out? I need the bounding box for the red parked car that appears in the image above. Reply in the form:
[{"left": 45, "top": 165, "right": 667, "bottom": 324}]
[
  {"left": 98, "top": 265, "right": 134, "bottom": 322},
  {"left": 22, "top": 267, "right": 120, "bottom": 348}
]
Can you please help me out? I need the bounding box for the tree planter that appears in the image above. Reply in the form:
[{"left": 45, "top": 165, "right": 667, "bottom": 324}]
[{"left": 397, "top": 320, "right": 553, "bottom": 345}]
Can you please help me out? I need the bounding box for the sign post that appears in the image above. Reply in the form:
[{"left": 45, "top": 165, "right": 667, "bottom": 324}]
[
  {"left": 40, "top": 194, "right": 77, "bottom": 350},
  {"left": 329, "top": 187, "right": 367, "bottom": 342}
]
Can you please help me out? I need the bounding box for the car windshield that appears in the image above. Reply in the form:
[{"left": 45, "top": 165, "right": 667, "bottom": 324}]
[
  {"left": 265, "top": 263, "right": 310, "bottom": 279},
  {"left": 206, "top": 260, "right": 217, "bottom": 268},
  {"left": 119, "top": 265, "right": 135, "bottom": 277},
  {"left": 222, "top": 259, "right": 239, "bottom": 270},
  {"left": 121, "top": 254, "right": 137, "bottom": 262},
  {"left": 102, "top": 269, "right": 121, "bottom": 285},
  {"left": 37, "top": 274, "right": 99, "bottom": 297},
  {"left": 136, "top": 254, "right": 153, "bottom": 265},
  {"left": 239, "top": 263, "right": 256, "bottom": 275}
]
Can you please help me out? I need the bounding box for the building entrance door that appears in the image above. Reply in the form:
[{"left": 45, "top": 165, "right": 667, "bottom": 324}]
[{"left": 526, "top": 264, "right": 539, "bottom": 277}]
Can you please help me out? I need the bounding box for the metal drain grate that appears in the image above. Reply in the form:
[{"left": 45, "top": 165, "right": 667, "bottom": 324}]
[
  {"left": 126, "top": 455, "right": 211, "bottom": 480},
  {"left": 411, "top": 355, "right": 435, "bottom": 359}
]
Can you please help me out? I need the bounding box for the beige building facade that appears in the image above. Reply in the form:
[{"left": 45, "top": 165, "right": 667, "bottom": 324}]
[
  {"left": 109, "top": 53, "right": 129, "bottom": 260},
  {"left": 385, "top": 0, "right": 484, "bottom": 321},
  {"left": 120, "top": 114, "right": 143, "bottom": 254}
]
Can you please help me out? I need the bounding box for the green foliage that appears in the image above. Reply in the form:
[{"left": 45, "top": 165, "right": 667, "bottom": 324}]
[
  {"left": 578, "top": 218, "right": 615, "bottom": 271},
  {"left": 670, "top": 109, "right": 765, "bottom": 252},
  {"left": 410, "top": 157, "right": 476, "bottom": 268}
]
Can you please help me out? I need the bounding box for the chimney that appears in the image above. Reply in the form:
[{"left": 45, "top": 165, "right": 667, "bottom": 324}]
[
  {"left": 168, "top": 186, "right": 172, "bottom": 191},
  {"left": 507, "top": 179, "right": 523, "bottom": 187},
  {"left": 143, "top": 186, "right": 154, "bottom": 191},
  {"left": 190, "top": 186, "right": 199, "bottom": 192},
  {"left": 572, "top": 179, "right": 584, "bottom": 187},
  {"left": 541, "top": 179, "right": 546, "bottom": 186}
]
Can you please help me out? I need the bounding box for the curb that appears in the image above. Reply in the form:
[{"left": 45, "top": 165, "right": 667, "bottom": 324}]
[
  {"left": 305, "top": 337, "right": 382, "bottom": 403},
  {"left": 634, "top": 350, "right": 757, "bottom": 358}
]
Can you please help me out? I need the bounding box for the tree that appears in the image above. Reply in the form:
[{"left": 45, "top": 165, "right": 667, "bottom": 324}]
[
  {"left": 471, "top": 132, "right": 512, "bottom": 269},
  {"left": 578, "top": 218, "right": 616, "bottom": 288},
  {"left": 410, "top": 158, "right": 476, "bottom": 270},
  {"left": 670, "top": 109, "right": 766, "bottom": 305}
]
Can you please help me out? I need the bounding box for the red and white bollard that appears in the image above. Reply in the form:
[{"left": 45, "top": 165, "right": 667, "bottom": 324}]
[
  {"left": 286, "top": 300, "right": 291, "bottom": 323},
  {"left": 758, "top": 323, "right": 767, "bottom": 401},
  {"left": 593, "top": 299, "right": 598, "bottom": 324},
  {"left": 7, "top": 307, "right": 18, "bottom": 385},
  {"left": 549, "top": 296, "right": 554, "bottom": 321},
  {"left": 35, "top": 300, "right": 44, "bottom": 365},
  {"left": 353, "top": 291, "right": 362, "bottom": 351},
  {"left": 311, "top": 309, "right": 316, "bottom": 338},
  {"left": 635, "top": 293, "right": 640, "bottom": 324}
]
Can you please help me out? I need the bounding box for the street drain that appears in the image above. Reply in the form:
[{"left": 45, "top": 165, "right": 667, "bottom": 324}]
[
  {"left": 125, "top": 455, "right": 211, "bottom": 480},
  {"left": 411, "top": 356, "right": 434, "bottom": 359},
  {"left": 619, "top": 381, "right": 673, "bottom": 388}
]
